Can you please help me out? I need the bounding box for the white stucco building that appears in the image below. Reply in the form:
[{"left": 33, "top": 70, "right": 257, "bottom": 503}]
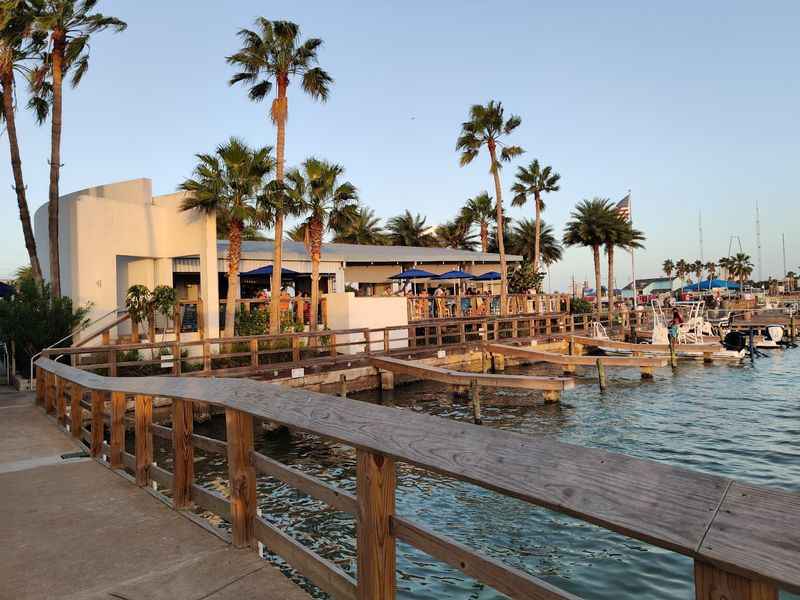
[{"left": 34, "top": 178, "right": 518, "bottom": 343}]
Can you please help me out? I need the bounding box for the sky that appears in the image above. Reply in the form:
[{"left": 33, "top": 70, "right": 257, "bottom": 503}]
[{"left": 1, "top": 0, "right": 798, "bottom": 291}]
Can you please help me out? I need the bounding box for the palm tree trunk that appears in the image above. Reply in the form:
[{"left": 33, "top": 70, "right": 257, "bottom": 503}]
[
  {"left": 606, "top": 244, "right": 615, "bottom": 327},
  {"left": 1, "top": 70, "right": 43, "bottom": 284},
  {"left": 48, "top": 33, "right": 65, "bottom": 297},
  {"left": 480, "top": 221, "right": 488, "bottom": 253},
  {"left": 487, "top": 143, "right": 508, "bottom": 316},
  {"left": 269, "top": 78, "right": 288, "bottom": 335},
  {"left": 224, "top": 220, "right": 242, "bottom": 338},
  {"left": 533, "top": 192, "right": 542, "bottom": 273},
  {"left": 309, "top": 218, "right": 323, "bottom": 335},
  {"left": 592, "top": 245, "right": 602, "bottom": 315}
]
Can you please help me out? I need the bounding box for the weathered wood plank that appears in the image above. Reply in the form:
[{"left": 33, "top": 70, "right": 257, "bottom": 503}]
[
  {"left": 191, "top": 432, "right": 227, "bottom": 455},
  {"left": 172, "top": 398, "right": 194, "bottom": 509},
  {"left": 694, "top": 560, "right": 778, "bottom": 600},
  {"left": 225, "top": 408, "right": 256, "bottom": 548},
  {"left": 254, "top": 516, "right": 357, "bottom": 600},
  {"left": 393, "top": 516, "right": 580, "bottom": 600},
  {"left": 151, "top": 422, "right": 171, "bottom": 441},
  {"left": 90, "top": 390, "right": 105, "bottom": 457},
  {"left": 251, "top": 450, "right": 357, "bottom": 515},
  {"left": 70, "top": 385, "right": 83, "bottom": 438},
  {"left": 56, "top": 378, "right": 66, "bottom": 425},
  {"left": 110, "top": 391, "right": 125, "bottom": 468},
  {"left": 369, "top": 356, "right": 574, "bottom": 391},
  {"left": 357, "top": 450, "right": 395, "bottom": 600},
  {"left": 570, "top": 335, "right": 720, "bottom": 354},
  {"left": 191, "top": 484, "right": 232, "bottom": 521},
  {"left": 485, "top": 343, "right": 668, "bottom": 368},
  {"left": 134, "top": 395, "right": 153, "bottom": 487}
]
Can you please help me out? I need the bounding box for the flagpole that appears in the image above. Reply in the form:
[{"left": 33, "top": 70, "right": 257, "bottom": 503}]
[{"left": 629, "top": 189, "right": 638, "bottom": 309}]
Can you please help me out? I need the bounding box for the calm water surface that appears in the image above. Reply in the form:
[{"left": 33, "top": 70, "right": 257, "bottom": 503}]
[{"left": 157, "top": 348, "right": 800, "bottom": 599}]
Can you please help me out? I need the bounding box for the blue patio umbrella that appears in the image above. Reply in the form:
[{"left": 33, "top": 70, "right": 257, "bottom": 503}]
[
  {"left": 433, "top": 270, "right": 475, "bottom": 280},
  {"left": 389, "top": 268, "right": 437, "bottom": 280},
  {"left": 472, "top": 271, "right": 501, "bottom": 281},
  {"left": 682, "top": 279, "right": 740, "bottom": 292},
  {"left": 0, "top": 281, "right": 14, "bottom": 299},
  {"left": 241, "top": 266, "right": 299, "bottom": 277}
]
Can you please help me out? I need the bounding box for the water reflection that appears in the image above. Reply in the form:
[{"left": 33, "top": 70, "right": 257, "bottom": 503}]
[{"left": 174, "top": 349, "right": 800, "bottom": 599}]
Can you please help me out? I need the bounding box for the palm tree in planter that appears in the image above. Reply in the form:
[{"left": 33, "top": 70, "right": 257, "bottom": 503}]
[
  {"left": 228, "top": 18, "right": 332, "bottom": 334},
  {"left": 456, "top": 100, "right": 524, "bottom": 314},
  {"left": 435, "top": 219, "right": 478, "bottom": 250},
  {"left": 179, "top": 138, "right": 273, "bottom": 338},
  {"left": 563, "top": 198, "right": 615, "bottom": 314},
  {"left": 332, "top": 207, "right": 387, "bottom": 244},
  {"left": 510, "top": 218, "right": 563, "bottom": 266},
  {"left": 386, "top": 210, "right": 435, "bottom": 246},
  {"left": 662, "top": 259, "right": 675, "bottom": 280},
  {"left": 31, "top": 0, "right": 126, "bottom": 296},
  {"left": 0, "top": 1, "right": 46, "bottom": 284},
  {"left": 459, "top": 192, "right": 494, "bottom": 253},
  {"left": 286, "top": 158, "right": 358, "bottom": 333},
  {"left": 510, "top": 159, "right": 560, "bottom": 274},
  {"left": 605, "top": 218, "right": 645, "bottom": 323}
]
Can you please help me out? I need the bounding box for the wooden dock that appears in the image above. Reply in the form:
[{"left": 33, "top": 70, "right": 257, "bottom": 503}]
[
  {"left": 0, "top": 387, "right": 308, "bottom": 600},
  {"left": 484, "top": 342, "right": 668, "bottom": 379},
  {"left": 569, "top": 335, "right": 726, "bottom": 363}
]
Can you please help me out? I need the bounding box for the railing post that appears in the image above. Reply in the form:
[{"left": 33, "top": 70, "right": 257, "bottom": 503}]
[
  {"left": 135, "top": 395, "right": 153, "bottom": 487},
  {"left": 252, "top": 338, "right": 261, "bottom": 367},
  {"left": 356, "top": 449, "right": 396, "bottom": 600},
  {"left": 203, "top": 341, "right": 211, "bottom": 371},
  {"left": 363, "top": 328, "right": 372, "bottom": 355},
  {"left": 90, "top": 390, "right": 105, "bottom": 457},
  {"left": 56, "top": 377, "right": 66, "bottom": 426},
  {"left": 108, "top": 348, "right": 117, "bottom": 376},
  {"left": 70, "top": 384, "right": 83, "bottom": 438},
  {"left": 225, "top": 408, "right": 256, "bottom": 548},
  {"left": 110, "top": 391, "right": 125, "bottom": 468},
  {"left": 172, "top": 398, "right": 194, "bottom": 509},
  {"left": 291, "top": 336, "right": 300, "bottom": 362},
  {"left": 329, "top": 333, "right": 337, "bottom": 357},
  {"left": 35, "top": 366, "right": 44, "bottom": 406},
  {"left": 383, "top": 328, "right": 390, "bottom": 353},
  {"left": 172, "top": 342, "right": 181, "bottom": 376},
  {"left": 694, "top": 561, "right": 777, "bottom": 600}
]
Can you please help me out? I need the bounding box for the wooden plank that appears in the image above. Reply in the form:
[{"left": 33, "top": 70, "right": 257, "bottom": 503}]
[
  {"left": 254, "top": 516, "right": 357, "bottom": 600},
  {"left": 90, "top": 390, "right": 105, "bottom": 457},
  {"left": 70, "top": 384, "right": 83, "bottom": 438},
  {"left": 369, "top": 356, "right": 574, "bottom": 392},
  {"left": 172, "top": 398, "right": 194, "bottom": 509},
  {"left": 251, "top": 451, "right": 357, "bottom": 515},
  {"left": 191, "top": 432, "right": 227, "bottom": 455},
  {"left": 694, "top": 560, "right": 777, "bottom": 600},
  {"left": 134, "top": 395, "right": 153, "bottom": 487},
  {"left": 698, "top": 482, "right": 799, "bottom": 595},
  {"left": 152, "top": 423, "right": 171, "bottom": 441},
  {"left": 150, "top": 463, "right": 173, "bottom": 489},
  {"left": 56, "top": 377, "right": 66, "bottom": 425},
  {"left": 191, "top": 484, "right": 232, "bottom": 521},
  {"left": 357, "top": 449, "right": 395, "bottom": 600},
  {"left": 392, "top": 517, "right": 579, "bottom": 600},
  {"left": 110, "top": 391, "right": 125, "bottom": 468},
  {"left": 570, "top": 335, "right": 720, "bottom": 354},
  {"left": 225, "top": 408, "right": 256, "bottom": 548},
  {"left": 485, "top": 343, "right": 667, "bottom": 368},
  {"left": 36, "top": 366, "right": 44, "bottom": 405}
]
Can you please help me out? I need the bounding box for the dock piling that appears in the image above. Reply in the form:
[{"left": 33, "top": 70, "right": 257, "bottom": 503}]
[
  {"left": 470, "top": 378, "right": 482, "bottom": 425},
  {"left": 596, "top": 359, "right": 607, "bottom": 391},
  {"left": 339, "top": 374, "right": 348, "bottom": 398}
]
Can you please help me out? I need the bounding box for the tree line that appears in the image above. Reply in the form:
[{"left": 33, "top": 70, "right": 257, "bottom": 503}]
[{"left": 661, "top": 254, "right": 754, "bottom": 288}]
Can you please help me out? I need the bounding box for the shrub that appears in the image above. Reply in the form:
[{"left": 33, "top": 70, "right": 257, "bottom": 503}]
[
  {"left": 570, "top": 297, "right": 593, "bottom": 314},
  {"left": 508, "top": 261, "right": 544, "bottom": 294}
]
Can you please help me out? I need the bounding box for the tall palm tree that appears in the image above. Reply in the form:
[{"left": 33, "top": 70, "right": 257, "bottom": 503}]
[
  {"left": 563, "top": 198, "right": 615, "bottom": 313},
  {"left": 704, "top": 261, "right": 717, "bottom": 281},
  {"left": 286, "top": 158, "right": 358, "bottom": 332},
  {"left": 386, "top": 210, "right": 435, "bottom": 246},
  {"left": 285, "top": 222, "right": 307, "bottom": 242},
  {"left": 332, "top": 207, "right": 386, "bottom": 245},
  {"left": 178, "top": 138, "right": 273, "bottom": 338},
  {"left": 435, "top": 219, "right": 478, "bottom": 251},
  {"left": 676, "top": 259, "right": 690, "bottom": 283},
  {"left": 228, "top": 18, "right": 331, "bottom": 334},
  {"left": 606, "top": 219, "right": 645, "bottom": 322},
  {"left": 0, "top": 0, "right": 45, "bottom": 284},
  {"left": 510, "top": 159, "right": 560, "bottom": 274},
  {"left": 718, "top": 256, "right": 732, "bottom": 280},
  {"left": 729, "top": 253, "right": 754, "bottom": 288},
  {"left": 510, "top": 218, "right": 562, "bottom": 266},
  {"left": 459, "top": 191, "right": 494, "bottom": 253},
  {"left": 31, "top": 0, "right": 126, "bottom": 296},
  {"left": 217, "top": 214, "right": 267, "bottom": 241},
  {"left": 456, "top": 100, "right": 524, "bottom": 315},
  {"left": 488, "top": 217, "right": 513, "bottom": 255},
  {"left": 692, "top": 260, "right": 704, "bottom": 283},
  {"left": 662, "top": 259, "right": 674, "bottom": 279}
]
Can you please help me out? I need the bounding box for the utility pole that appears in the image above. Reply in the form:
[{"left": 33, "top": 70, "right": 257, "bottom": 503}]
[
  {"left": 698, "top": 210, "right": 704, "bottom": 263},
  {"left": 782, "top": 233, "right": 787, "bottom": 278},
  {"left": 755, "top": 200, "right": 763, "bottom": 282}
]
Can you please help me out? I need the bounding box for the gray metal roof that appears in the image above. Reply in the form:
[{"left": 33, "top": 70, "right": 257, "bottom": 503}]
[{"left": 218, "top": 240, "right": 521, "bottom": 264}]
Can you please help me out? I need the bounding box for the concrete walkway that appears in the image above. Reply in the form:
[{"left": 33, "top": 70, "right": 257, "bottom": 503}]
[{"left": 0, "top": 388, "right": 309, "bottom": 600}]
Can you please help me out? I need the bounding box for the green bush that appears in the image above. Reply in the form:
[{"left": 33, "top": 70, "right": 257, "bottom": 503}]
[
  {"left": 570, "top": 297, "right": 593, "bottom": 314},
  {"left": 508, "top": 261, "right": 544, "bottom": 294},
  {"left": 0, "top": 278, "right": 90, "bottom": 377},
  {"left": 236, "top": 308, "right": 268, "bottom": 336}
]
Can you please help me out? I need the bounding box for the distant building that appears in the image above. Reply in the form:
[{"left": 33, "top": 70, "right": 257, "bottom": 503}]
[{"left": 622, "top": 277, "right": 681, "bottom": 298}]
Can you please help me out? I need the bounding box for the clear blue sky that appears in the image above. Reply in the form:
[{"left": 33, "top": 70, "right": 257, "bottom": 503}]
[{"left": 2, "top": 1, "right": 798, "bottom": 290}]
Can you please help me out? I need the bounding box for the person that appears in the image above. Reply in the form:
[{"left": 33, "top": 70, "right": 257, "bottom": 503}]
[
  {"left": 668, "top": 308, "right": 683, "bottom": 349},
  {"left": 433, "top": 285, "right": 446, "bottom": 318}
]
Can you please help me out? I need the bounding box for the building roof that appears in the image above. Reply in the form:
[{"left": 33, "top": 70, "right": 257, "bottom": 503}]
[
  {"left": 219, "top": 240, "right": 521, "bottom": 264},
  {"left": 623, "top": 277, "right": 675, "bottom": 291}
]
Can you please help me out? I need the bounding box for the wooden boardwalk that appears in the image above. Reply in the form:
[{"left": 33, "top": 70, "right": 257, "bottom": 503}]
[{"left": 0, "top": 387, "right": 308, "bottom": 600}]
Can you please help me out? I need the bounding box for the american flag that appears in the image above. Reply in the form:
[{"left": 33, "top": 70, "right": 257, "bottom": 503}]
[{"left": 615, "top": 193, "right": 631, "bottom": 222}]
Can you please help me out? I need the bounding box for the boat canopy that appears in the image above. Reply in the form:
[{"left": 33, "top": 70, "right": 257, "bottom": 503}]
[{"left": 682, "top": 279, "right": 740, "bottom": 291}]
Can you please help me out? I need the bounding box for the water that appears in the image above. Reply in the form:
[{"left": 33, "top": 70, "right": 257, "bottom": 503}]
[{"left": 157, "top": 348, "right": 800, "bottom": 599}]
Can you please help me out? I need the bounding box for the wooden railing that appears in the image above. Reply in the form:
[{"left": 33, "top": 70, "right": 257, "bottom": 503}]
[
  {"left": 406, "top": 293, "right": 571, "bottom": 321},
  {"left": 35, "top": 357, "right": 799, "bottom": 599},
  {"left": 43, "top": 313, "right": 598, "bottom": 378}
]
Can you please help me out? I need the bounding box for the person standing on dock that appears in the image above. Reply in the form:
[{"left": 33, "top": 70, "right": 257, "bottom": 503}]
[{"left": 668, "top": 308, "right": 684, "bottom": 349}]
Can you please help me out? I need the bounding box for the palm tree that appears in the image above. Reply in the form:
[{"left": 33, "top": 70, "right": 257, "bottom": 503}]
[
  {"left": 435, "top": 220, "right": 478, "bottom": 250},
  {"left": 285, "top": 222, "right": 307, "bottom": 242},
  {"left": 563, "top": 198, "right": 615, "bottom": 313},
  {"left": 456, "top": 100, "right": 524, "bottom": 315},
  {"left": 692, "top": 260, "right": 704, "bottom": 283},
  {"left": 217, "top": 214, "right": 267, "bottom": 241},
  {"left": 729, "top": 253, "right": 754, "bottom": 288},
  {"left": 332, "top": 207, "right": 386, "bottom": 244},
  {"left": 178, "top": 138, "right": 273, "bottom": 338},
  {"left": 459, "top": 192, "right": 494, "bottom": 253},
  {"left": 718, "top": 256, "right": 732, "bottom": 280},
  {"left": 704, "top": 261, "right": 717, "bottom": 281},
  {"left": 286, "top": 158, "right": 358, "bottom": 332},
  {"left": 510, "top": 159, "right": 560, "bottom": 274},
  {"left": 510, "top": 218, "right": 562, "bottom": 266},
  {"left": 228, "top": 18, "right": 331, "bottom": 334},
  {"left": 662, "top": 259, "right": 674, "bottom": 279},
  {"left": 676, "top": 259, "right": 690, "bottom": 283},
  {"left": 0, "top": 0, "right": 44, "bottom": 284},
  {"left": 31, "top": 0, "right": 126, "bottom": 296},
  {"left": 605, "top": 219, "right": 645, "bottom": 322},
  {"left": 386, "top": 210, "right": 435, "bottom": 246},
  {"left": 488, "top": 217, "right": 513, "bottom": 255}
]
